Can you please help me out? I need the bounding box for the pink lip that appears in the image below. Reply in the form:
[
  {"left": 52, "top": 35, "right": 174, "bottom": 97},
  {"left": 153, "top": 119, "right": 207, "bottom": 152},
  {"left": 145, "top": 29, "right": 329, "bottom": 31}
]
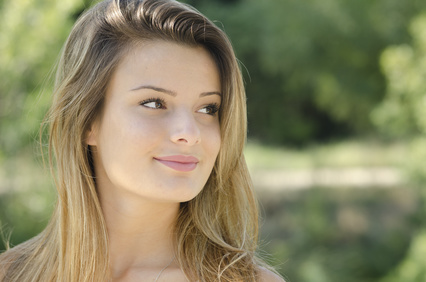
[{"left": 154, "top": 155, "right": 199, "bottom": 172}]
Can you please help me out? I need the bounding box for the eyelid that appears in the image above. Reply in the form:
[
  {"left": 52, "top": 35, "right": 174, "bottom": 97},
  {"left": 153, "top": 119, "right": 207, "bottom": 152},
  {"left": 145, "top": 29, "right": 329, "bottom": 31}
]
[
  {"left": 198, "top": 103, "right": 220, "bottom": 115},
  {"left": 139, "top": 97, "right": 166, "bottom": 109},
  {"left": 139, "top": 98, "right": 220, "bottom": 116}
]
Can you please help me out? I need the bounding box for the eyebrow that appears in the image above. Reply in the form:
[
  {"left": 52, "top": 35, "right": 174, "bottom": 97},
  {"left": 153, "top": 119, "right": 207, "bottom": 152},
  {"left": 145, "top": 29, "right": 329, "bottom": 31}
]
[{"left": 130, "top": 85, "right": 222, "bottom": 98}]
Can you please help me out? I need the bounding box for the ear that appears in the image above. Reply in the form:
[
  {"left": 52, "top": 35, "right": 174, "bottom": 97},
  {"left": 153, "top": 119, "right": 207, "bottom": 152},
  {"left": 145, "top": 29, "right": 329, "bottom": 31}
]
[{"left": 85, "top": 121, "right": 98, "bottom": 146}]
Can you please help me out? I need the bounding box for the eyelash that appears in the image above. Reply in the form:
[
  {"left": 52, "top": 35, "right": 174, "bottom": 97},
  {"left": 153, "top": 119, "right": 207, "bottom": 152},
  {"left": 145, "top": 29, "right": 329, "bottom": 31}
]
[
  {"left": 202, "top": 103, "right": 220, "bottom": 116},
  {"left": 140, "top": 98, "right": 220, "bottom": 116},
  {"left": 139, "top": 97, "right": 166, "bottom": 109}
]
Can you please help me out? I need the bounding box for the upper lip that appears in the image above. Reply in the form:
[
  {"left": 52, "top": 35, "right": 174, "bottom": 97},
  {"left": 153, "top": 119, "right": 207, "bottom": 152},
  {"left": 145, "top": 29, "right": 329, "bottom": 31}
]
[{"left": 154, "top": 155, "right": 199, "bottom": 163}]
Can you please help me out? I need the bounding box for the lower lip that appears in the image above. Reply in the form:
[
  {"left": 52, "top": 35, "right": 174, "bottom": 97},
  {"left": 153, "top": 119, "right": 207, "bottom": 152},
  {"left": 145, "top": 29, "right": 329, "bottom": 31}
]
[{"left": 155, "top": 159, "right": 198, "bottom": 172}]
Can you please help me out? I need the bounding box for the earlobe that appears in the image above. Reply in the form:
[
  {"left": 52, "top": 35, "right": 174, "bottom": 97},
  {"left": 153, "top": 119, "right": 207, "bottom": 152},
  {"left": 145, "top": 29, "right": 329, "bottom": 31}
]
[{"left": 85, "top": 124, "right": 98, "bottom": 146}]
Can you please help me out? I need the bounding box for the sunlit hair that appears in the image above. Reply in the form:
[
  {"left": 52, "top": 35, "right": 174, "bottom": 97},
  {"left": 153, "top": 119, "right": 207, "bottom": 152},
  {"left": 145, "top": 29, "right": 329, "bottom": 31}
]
[{"left": 0, "top": 0, "right": 265, "bottom": 281}]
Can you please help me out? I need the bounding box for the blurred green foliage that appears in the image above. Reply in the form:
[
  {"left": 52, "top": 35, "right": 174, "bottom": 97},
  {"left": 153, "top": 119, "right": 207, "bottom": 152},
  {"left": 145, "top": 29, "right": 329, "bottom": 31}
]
[
  {"left": 186, "top": 0, "right": 426, "bottom": 144},
  {"left": 0, "top": 190, "right": 54, "bottom": 250},
  {"left": 373, "top": 13, "right": 426, "bottom": 138},
  {"left": 381, "top": 230, "right": 426, "bottom": 282},
  {"left": 372, "top": 12, "right": 426, "bottom": 186},
  {"left": 371, "top": 12, "right": 426, "bottom": 282},
  {"left": 0, "top": 0, "right": 83, "bottom": 252},
  {"left": 0, "top": 153, "right": 55, "bottom": 251},
  {"left": 0, "top": 0, "right": 84, "bottom": 159},
  {"left": 259, "top": 187, "right": 420, "bottom": 282}
]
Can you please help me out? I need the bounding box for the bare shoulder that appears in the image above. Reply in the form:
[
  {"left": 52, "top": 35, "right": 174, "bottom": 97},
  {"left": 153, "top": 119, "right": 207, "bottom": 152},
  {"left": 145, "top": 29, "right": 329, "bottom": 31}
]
[{"left": 258, "top": 266, "right": 286, "bottom": 282}]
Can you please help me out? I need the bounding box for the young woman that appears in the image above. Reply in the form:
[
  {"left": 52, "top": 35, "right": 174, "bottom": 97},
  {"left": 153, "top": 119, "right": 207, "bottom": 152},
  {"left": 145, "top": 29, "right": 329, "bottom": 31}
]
[{"left": 0, "top": 0, "right": 284, "bottom": 281}]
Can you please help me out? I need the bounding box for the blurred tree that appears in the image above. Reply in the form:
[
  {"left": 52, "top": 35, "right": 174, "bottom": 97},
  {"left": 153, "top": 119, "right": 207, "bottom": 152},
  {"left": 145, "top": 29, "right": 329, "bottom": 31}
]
[
  {"left": 373, "top": 12, "right": 426, "bottom": 281},
  {"left": 186, "top": 0, "right": 426, "bottom": 144},
  {"left": 0, "top": 0, "right": 84, "bottom": 160},
  {"left": 373, "top": 13, "right": 426, "bottom": 138},
  {"left": 372, "top": 12, "right": 426, "bottom": 183}
]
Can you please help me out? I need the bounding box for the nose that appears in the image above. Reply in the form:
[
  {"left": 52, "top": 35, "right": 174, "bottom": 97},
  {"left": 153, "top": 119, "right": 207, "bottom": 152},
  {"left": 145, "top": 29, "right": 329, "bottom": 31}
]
[{"left": 169, "top": 109, "right": 201, "bottom": 146}]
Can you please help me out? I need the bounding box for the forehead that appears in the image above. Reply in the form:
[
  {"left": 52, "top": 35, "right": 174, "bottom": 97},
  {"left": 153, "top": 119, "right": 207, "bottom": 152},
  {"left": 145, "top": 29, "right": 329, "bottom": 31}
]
[{"left": 107, "top": 40, "right": 221, "bottom": 95}]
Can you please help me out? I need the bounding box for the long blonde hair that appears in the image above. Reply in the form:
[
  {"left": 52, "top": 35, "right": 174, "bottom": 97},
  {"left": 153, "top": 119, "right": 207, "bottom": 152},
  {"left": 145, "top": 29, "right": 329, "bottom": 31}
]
[{"left": 0, "top": 0, "right": 260, "bottom": 281}]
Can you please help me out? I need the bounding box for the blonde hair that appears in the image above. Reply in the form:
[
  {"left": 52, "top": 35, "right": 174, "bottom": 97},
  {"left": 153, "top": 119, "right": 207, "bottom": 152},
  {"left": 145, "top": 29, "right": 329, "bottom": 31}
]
[{"left": 0, "top": 0, "right": 262, "bottom": 281}]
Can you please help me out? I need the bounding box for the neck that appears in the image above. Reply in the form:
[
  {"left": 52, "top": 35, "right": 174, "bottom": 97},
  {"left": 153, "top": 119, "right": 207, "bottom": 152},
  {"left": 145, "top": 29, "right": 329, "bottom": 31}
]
[{"left": 99, "top": 187, "right": 180, "bottom": 278}]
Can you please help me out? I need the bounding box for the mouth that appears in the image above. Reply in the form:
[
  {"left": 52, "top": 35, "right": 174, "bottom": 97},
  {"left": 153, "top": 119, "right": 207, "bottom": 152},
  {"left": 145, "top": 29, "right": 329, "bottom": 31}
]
[{"left": 154, "top": 155, "right": 199, "bottom": 172}]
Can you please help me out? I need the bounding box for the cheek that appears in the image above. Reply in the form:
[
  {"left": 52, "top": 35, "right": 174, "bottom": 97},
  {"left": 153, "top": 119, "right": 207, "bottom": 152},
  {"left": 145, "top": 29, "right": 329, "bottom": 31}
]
[
  {"left": 205, "top": 123, "right": 221, "bottom": 158},
  {"left": 127, "top": 117, "right": 162, "bottom": 147},
  {"left": 98, "top": 110, "right": 165, "bottom": 157}
]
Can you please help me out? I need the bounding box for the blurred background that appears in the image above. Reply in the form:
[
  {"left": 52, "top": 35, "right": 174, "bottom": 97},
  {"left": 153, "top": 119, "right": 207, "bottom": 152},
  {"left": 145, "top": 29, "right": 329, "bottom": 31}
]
[{"left": 1, "top": 0, "right": 426, "bottom": 281}]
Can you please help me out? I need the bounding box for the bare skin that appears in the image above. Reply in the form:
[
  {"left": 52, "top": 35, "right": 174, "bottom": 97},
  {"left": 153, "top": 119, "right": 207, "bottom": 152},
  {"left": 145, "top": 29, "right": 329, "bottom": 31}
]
[
  {"left": 101, "top": 195, "right": 185, "bottom": 281},
  {"left": 87, "top": 40, "right": 284, "bottom": 281},
  {"left": 87, "top": 41, "right": 221, "bottom": 281}
]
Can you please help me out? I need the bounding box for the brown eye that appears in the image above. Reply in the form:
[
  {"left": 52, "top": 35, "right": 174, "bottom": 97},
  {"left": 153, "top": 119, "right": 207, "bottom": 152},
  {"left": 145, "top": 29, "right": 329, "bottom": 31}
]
[
  {"left": 198, "top": 103, "right": 220, "bottom": 115},
  {"left": 140, "top": 98, "right": 166, "bottom": 109}
]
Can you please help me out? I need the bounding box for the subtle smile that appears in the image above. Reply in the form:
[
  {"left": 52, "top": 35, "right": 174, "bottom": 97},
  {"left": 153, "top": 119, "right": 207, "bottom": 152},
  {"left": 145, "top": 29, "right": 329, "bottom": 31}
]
[{"left": 154, "top": 155, "right": 199, "bottom": 172}]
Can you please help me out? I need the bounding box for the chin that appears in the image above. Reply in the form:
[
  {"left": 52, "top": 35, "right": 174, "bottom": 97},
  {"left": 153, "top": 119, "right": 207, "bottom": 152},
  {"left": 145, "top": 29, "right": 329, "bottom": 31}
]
[
  {"left": 175, "top": 188, "right": 203, "bottom": 203},
  {"left": 177, "top": 193, "right": 199, "bottom": 203},
  {"left": 153, "top": 184, "right": 203, "bottom": 204}
]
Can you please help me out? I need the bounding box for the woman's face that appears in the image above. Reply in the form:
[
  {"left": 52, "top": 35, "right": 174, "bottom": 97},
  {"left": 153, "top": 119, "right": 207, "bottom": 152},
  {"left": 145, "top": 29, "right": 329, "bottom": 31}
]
[{"left": 87, "top": 41, "right": 221, "bottom": 204}]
